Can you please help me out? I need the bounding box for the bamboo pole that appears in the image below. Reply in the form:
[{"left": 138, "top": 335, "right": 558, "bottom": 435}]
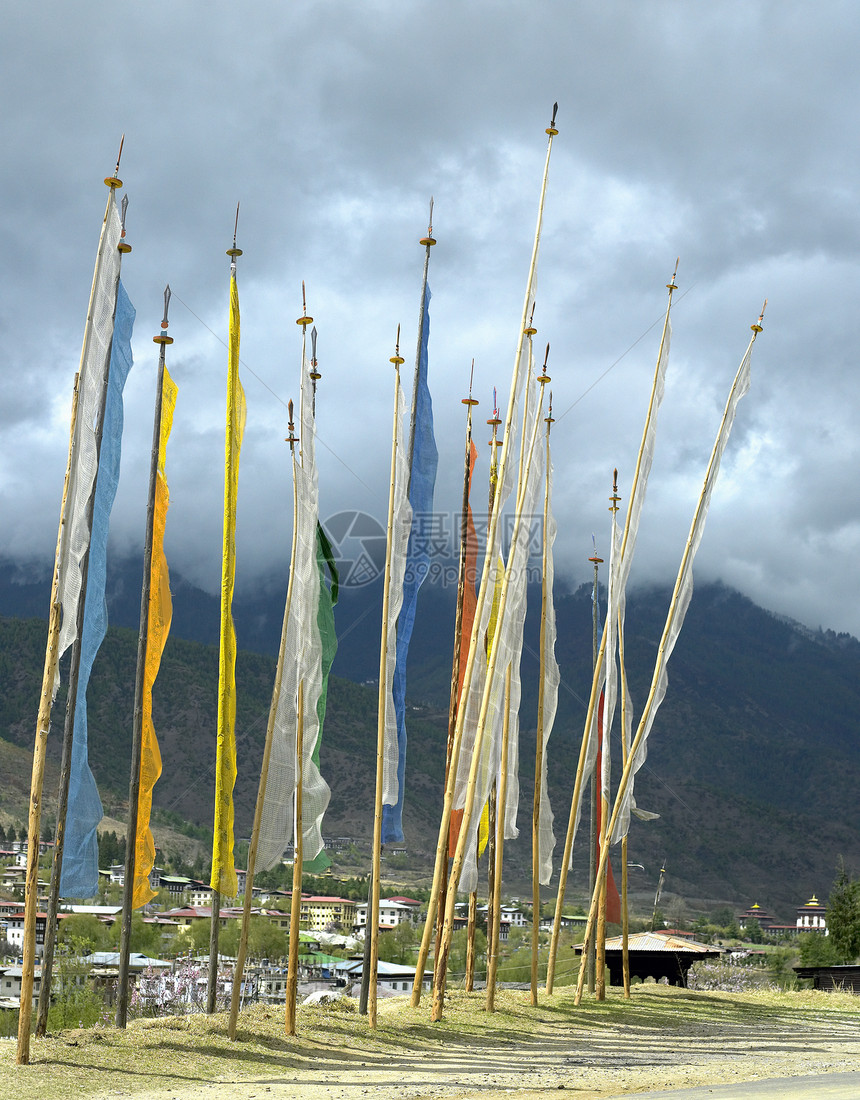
[
  {"left": 29, "top": 369, "right": 81, "bottom": 1038},
  {"left": 464, "top": 891, "right": 477, "bottom": 991},
  {"left": 229, "top": 294, "right": 310, "bottom": 1037},
  {"left": 431, "top": 368, "right": 549, "bottom": 1022},
  {"left": 228, "top": 412, "right": 297, "bottom": 1035},
  {"left": 619, "top": 579, "right": 631, "bottom": 998},
  {"left": 285, "top": 680, "right": 305, "bottom": 1035},
  {"left": 207, "top": 213, "right": 244, "bottom": 1015},
  {"left": 368, "top": 332, "right": 405, "bottom": 1030},
  {"left": 573, "top": 314, "right": 764, "bottom": 1005},
  {"left": 595, "top": 473, "right": 621, "bottom": 1001},
  {"left": 115, "top": 287, "right": 173, "bottom": 1029},
  {"left": 485, "top": 664, "right": 512, "bottom": 1013},
  {"left": 411, "top": 109, "right": 557, "bottom": 1009},
  {"left": 434, "top": 378, "right": 478, "bottom": 1001},
  {"left": 586, "top": 547, "right": 602, "bottom": 994},
  {"left": 546, "top": 267, "right": 678, "bottom": 995},
  {"left": 21, "top": 163, "right": 125, "bottom": 1060},
  {"left": 531, "top": 393, "right": 554, "bottom": 1006}
]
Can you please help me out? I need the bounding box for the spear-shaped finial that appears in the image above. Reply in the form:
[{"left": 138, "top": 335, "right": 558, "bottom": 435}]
[
  {"left": 420, "top": 196, "right": 437, "bottom": 247},
  {"left": 609, "top": 468, "right": 620, "bottom": 514},
  {"left": 667, "top": 256, "right": 679, "bottom": 292},
  {"left": 589, "top": 531, "right": 604, "bottom": 567},
  {"left": 546, "top": 102, "right": 559, "bottom": 136},
  {"left": 462, "top": 358, "right": 479, "bottom": 410},
  {"left": 286, "top": 399, "right": 299, "bottom": 452},
  {"left": 105, "top": 134, "right": 125, "bottom": 189},
  {"left": 296, "top": 279, "right": 313, "bottom": 328},
  {"left": 524, "top": 301, "right": 537, "bottom": 337},
  {"left": 390, "top": 324, "right": 405, "bottom": 367},
  {"left": 227, "top": 203, "right": 243, "bottom": 259},
  {"left": 537, "top": 342, "right": 551, "bottom": 384},
  {"left": 310, "top": 325, "right": 321, "bottom": 382},
  {"left": 153, "top": 284, "right": 174, "bottom": 347},
  {"left": 487, "top": 383, "right": 502, "bottom": 454},
  {"left": 751, "top": 298, "right": 767, "bottom": 334},
  {"left": 117, "top": 193, "right": 132, "bottom": 254},
  {"left": 545, "top": 389, "right": 554, "bottom": 429}
]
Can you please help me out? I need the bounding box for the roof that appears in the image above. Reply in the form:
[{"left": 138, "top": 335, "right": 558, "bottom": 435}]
[
  {"left": 598, "top": 932, "right": 718, "bottom": 954},
  {"left": 88, "top": 951, "right": 172, "bottom": 969}
]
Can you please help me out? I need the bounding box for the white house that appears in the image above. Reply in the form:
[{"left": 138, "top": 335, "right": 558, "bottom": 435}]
[{"left": 353, "top": 900, "right": 415, "bottom": 935}]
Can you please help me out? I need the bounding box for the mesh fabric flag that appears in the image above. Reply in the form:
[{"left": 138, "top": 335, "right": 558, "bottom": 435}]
[
  {"left": 384, "top": 283, "right": 438, "bottom": 844},
  {"left": 257, "top": 355, "right": 332, "bottom": 871},
  {"left": 133, "top": 364, "right": 177, "bottom": 908},
  {"left": 611, "top": 329, "right": 756, "bottom": 844},
  {"left": 211, "top": 268, "right": 246, "bottom": 900},
  {"left": 536, "top": 427, "right": 559, "bottom": 885},
  {"left": 448, "top": 440, "right": 480, "bottom": 858},
  {"left": 60, "top": 279, "right": 135, "bottom": 898},
  {"left": 56, "top": 191, "right": 123, "bottom": 691},
  {"left": 380, "top": 380, "right": 413, "bottom": 826},
  {"left": 302, "top": 523, "right": 339, "bottom": 873}
]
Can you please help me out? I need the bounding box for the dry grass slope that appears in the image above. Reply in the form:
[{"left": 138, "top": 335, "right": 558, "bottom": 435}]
[{"left": 3, "top": 985, "right": 860, "bottom": 1100}]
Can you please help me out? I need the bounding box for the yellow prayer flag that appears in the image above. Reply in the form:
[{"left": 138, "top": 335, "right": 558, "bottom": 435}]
[
  {"left": 211, "top": 273, "right": 246, "bottom": 899},
  {"left": 133, "top": 366, "right": 177, "bottom": 908}
]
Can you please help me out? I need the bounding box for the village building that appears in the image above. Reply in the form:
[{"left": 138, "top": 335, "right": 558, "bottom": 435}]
[
  {"left": 796, "top": 895, "right": 827, "bottom": 933},
  {"left": 353, "top": 899, "right": 416, "bottom": 935},
  {"left": 299, "top": 896, "right": 357, "bottom": 933}
]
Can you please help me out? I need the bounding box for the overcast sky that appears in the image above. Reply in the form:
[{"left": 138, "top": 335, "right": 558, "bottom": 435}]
[{"left": 2, "top": 1, "right": 860, "bottom": 639}]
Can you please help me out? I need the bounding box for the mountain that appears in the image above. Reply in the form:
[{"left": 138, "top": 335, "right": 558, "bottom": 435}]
[{"left": 2, "top": 554, "right": 860, "bottom": 921}]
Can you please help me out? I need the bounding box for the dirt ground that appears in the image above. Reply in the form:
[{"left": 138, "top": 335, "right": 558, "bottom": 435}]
[{"left": 4, "top": 986, "right": 860, "bottom": 1100}]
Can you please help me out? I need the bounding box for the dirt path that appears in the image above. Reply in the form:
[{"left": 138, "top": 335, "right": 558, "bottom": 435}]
[{"left": 5, "top": 987, "right": 860, "bottom": 1100}]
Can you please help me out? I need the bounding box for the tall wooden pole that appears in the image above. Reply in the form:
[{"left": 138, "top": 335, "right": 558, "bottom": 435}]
[
  {"left": 485, "top": 664, "right": 512, "bottom": 1013},
  {"left": 574, "top": 310, "right": 764, "bottom": 1005},
  {"left": 431, "top": 367, "right": 549, "bottom": 1022},
  {"left": 115, "top": 286, "right": 173, "bottom": 1029},
  {"left": 229, "top": 291, "right": 311, "bottom": 1037},
  {"left": 285, "top": 680, "right": 304, "bottom": 1035},
  {"left": 439, "top": 377, "right": 478, "bottom": 995},
  {"left": 413, "top": 107, "right": 558, "bottom": 1012},
  {"left": 368, "top": 331, "right": 405, "bottom": 1029},
  {"left": 595, "top": 473, "right": 620, "bottom": 1001},
  {"left": 531, "top": 389, "right": 554, "bottom": 1006},
  {"left": 19, "top": 152, "right": 126, "bottom": 1062},
  {"left": 619, "top": 579, "right": 632, "bottom": 998},
  {"left": 586, "top": 546, "right": 602, "bottom": 994},
  {"left": 546, "top": 265, "right": 679, "bottom": 995},
  {"left": 228, "top": 400, "right": 299, "bottom": 1037},
  {"left": 207, "top": 210, "right": 244, "bottom": 1015}
]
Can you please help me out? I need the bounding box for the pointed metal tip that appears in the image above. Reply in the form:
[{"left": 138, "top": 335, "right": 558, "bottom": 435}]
[{"left": 114, "top": 134, "right": 125, "bottom": 176}]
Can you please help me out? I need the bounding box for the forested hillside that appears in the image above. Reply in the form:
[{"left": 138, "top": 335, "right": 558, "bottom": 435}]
[{"left": 2, "top": 559, "right": 860, "bottom": 920}]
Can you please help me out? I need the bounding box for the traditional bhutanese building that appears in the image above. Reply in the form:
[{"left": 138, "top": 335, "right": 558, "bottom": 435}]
[
  {"left": 796, "top": 894, "right": 827, "bottom": 933},
  {"left": 738, "top": 902, "right": 776, "bottom": 931}
]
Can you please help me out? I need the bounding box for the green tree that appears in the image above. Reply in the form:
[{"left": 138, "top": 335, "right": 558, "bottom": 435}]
[
  {"left": 377, "top": 922, "right": 417, "bottom": 965},
  {"left": 219, "top": 916, "right": 287, "bottom": 961},
  {"left": 827, "top": 863, "right": 860, "bottom": 963},
  {"left": 107, "top": 911, "right": 164, "bottom": 957},
  {"left": 798, "top": 932, "right": 840, "bottom": 967},
  {"left": 448, "top": 927, "right": 487, "bottom": 981},
  {"left": 59, "top": 913, "right": 111, "bottom": 951},
  {"left": 47, "top": 936, "right": 106, "bottom": 1031}
]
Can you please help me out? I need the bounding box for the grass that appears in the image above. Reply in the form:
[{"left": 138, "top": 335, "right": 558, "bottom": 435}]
[{"left": 3, "top": 984, "right": 860, "bottom": 1100}]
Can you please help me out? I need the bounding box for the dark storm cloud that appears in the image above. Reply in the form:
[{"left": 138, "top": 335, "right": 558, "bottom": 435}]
[{"left": 2, "top": 1, "right": 860, "bottom": 636}]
